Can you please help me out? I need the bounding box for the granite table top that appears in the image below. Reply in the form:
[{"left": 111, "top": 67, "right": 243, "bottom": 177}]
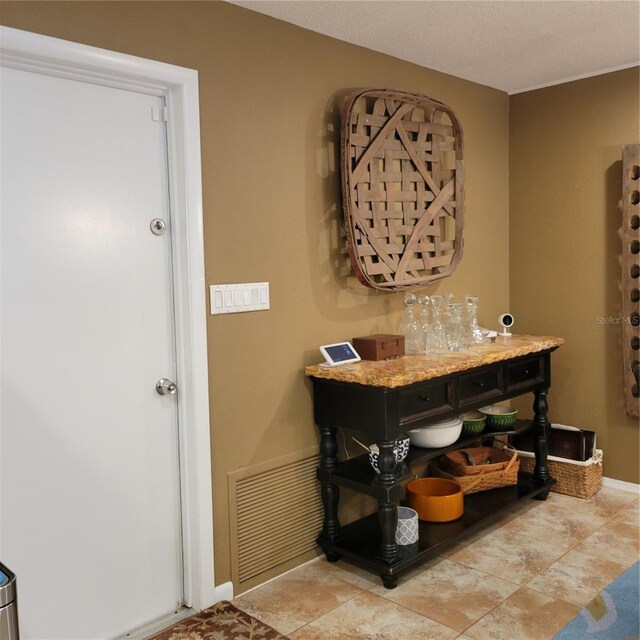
[{"left": 305, "top": 334, "right": 564, "bottom": 388}]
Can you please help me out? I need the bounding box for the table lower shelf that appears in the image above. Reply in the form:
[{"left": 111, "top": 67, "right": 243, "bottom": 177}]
[
  {"left": 318, "top": 472, "right": 555, "bottom": 587},
  {"left": 323, "top": 419, "right": 535, "bottom": 501}
]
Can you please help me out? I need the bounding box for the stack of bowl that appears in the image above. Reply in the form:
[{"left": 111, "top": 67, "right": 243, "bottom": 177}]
[
  {"left": 458, "top": 410, "right": 486, "bottom": 437},
  {"left": 478, "top": 405, "right": 518, "bottom": 431},
  {"left": 407, "top": 417, "right": 462, "bottom": 448}
]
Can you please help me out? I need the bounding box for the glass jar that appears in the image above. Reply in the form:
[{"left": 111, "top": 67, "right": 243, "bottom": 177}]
[
  {"left": 418, "top": 295, "right": 431, "bottom": 355},
  {"left": 398, "top": 293, "right": 421, "bottom": 354},
  {"left": 428, "top": 295, "right": 448, "bottom": 354},
  {"left": 465, "top": 295, "right": 485, "bottom": 344},
  {"left": 446, "top": 303, "right": 470, "bottom": 351}
]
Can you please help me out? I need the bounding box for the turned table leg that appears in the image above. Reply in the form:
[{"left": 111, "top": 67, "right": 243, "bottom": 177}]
[
  {"left": 376, "top": 440, "right": 399, "bottom": 566},
  {"left": 318, "top": 426, "right": 341, "bottom": 557},
  {"left": 532, "top": 388, "right": 551, "bottom": 499}
]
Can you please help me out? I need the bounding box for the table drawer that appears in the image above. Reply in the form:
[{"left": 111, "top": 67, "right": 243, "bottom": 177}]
[
  {"left": 399, "top": 380, "right": 453, "bottom": 423},
  {"left": 506, "top": 355, "right": 545, "bottom": 392},
  {"left": 458, "top": 366, "right": 503, "bottom": 406}
]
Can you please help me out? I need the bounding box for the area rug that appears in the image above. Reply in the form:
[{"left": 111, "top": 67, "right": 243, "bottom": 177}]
[
  {"left": 553, "top": 561, "right": 639, "bottom": 640},
  {"left": 148, "top": 601, "right": 290, "bottom": 640}
]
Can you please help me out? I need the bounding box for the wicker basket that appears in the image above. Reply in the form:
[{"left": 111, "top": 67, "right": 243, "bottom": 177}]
[
  {"left": 431, "top": 446, "right": 519, "bottom": 494},
  {"left": 440, "top": 447, "right": 515, "bottom": 476},
  {"left": 518, "top": 449, "right": 603, "bottom": 499}
]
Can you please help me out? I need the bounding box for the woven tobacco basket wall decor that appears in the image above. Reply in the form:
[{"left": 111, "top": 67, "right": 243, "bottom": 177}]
[{"left": 341, "top": 88, "right": 464, "bottom": 290}]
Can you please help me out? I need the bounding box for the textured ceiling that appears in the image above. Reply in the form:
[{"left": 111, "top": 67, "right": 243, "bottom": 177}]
[{"left": 230, "top": 0, "right": 640, "bottom": 94}]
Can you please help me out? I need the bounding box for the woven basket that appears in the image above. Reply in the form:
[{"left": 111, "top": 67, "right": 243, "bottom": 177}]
[
  {"left": 518, "top": 449, "right": 603, "bottom": 499},
  {"left": 431, "top": 446, "right": 519, "bottom": 494},
  {"left": 341, "top": 88, "right": 464, "bottom": 291},
  {"left": 440, "top": 447, "right": 515, "bottom": 476}
]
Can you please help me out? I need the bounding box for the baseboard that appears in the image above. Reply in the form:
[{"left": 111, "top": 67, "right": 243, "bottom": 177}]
[
  {"left": 603, "top": 476, "right": 640, "bottom": 494},
  {"left": 214, "top": 581, "right": 234, "bottom": 603},
  {"left": 200, "top": 581, "right": 218, "bottom": 610},
  {"left": 236, "top": 555, "right": 321, "bottom": 597}
]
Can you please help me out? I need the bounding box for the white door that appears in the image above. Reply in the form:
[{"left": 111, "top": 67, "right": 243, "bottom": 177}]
[{"left": 0, "top": 66, "right": 183, "bottom": 639}]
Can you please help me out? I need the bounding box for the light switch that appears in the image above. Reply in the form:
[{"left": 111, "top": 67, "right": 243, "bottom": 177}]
[{"left": 210, "top": 282, "right": 270, "bottom": 315}]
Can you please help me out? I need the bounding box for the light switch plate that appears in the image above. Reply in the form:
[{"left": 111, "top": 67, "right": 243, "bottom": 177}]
[{"left": 210, "top": 282, "right": 270, "bottom": 315}]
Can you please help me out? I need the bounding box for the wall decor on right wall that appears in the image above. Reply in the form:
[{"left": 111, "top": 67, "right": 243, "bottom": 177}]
[
  {"left": 340, "top": 88, "right": 464, "bottom": 291},
  {"left": 622, "top": 143, "right": 639, "bottom": 418}
]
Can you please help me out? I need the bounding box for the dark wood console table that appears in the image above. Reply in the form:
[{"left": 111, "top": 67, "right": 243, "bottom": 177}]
[{"left": 305, "top": 335, "right": 564, "bottom": 588}]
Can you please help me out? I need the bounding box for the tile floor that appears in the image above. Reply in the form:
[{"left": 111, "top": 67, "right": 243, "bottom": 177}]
[{"left": 233, "top": 487, "right": 639, "bottom": 640}]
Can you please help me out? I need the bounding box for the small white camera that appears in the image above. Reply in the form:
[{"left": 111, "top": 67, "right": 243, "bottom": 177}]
[{"left": 498, "top": 313, "right": 515, "bottom": 337}]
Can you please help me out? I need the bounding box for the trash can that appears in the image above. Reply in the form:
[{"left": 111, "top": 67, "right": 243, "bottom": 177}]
[{"left": 0, "top": 562, "right": 19, "bottom": 640}]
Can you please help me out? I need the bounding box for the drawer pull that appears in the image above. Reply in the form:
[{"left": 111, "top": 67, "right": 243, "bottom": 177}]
[
  {"left": 419, "top": 395, "right": 430, "bottom": 402},
  {"left": 523, "top": 369, "right": 529, "bottom": 376},
  {"left": 473, "top": 381, "right": 485, "bottom": 388}
]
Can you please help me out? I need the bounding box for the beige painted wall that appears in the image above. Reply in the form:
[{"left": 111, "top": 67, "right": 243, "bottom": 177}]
[
  {"left": 0, "top": 1, "right": 510, "bottom": 587},
  {"left": 510, "top": 69, "right": 640, "bottom": 484}
]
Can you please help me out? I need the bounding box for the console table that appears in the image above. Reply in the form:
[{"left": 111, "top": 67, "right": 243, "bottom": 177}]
[{"left": 305, "top": 335, "right": 564, "bottom": 588}]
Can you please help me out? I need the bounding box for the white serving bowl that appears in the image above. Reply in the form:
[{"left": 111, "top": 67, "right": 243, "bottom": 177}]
[{"left": 407, "top": 417, "right": 463, "bottom": 448}]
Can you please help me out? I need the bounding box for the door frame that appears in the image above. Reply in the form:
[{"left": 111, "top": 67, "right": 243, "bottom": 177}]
[{"left": 0, "top": 27, "right": 218, "bottom": 611}]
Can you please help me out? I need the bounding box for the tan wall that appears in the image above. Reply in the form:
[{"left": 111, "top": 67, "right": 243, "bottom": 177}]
[
  {"left": 510, "top": 69, "right": 640, "bottom": 483},
  {"left": 0, "top": 2, "right": 510, "bottom": 586}
]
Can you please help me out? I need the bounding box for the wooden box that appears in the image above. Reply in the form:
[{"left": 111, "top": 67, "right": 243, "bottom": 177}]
[{"left": 353, "top": 334, "right": 405, "bottom": 361}]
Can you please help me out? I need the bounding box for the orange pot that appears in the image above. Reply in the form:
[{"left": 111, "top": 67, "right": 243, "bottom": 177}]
[{"left": 406, "top": 478, "right": 463, "bottom": 522}]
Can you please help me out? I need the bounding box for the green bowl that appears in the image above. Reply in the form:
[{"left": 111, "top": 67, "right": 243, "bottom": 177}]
[
  {"left": 459, "top": 410, "right": 487, "bottom": 436},
  {"left": 479, "top": 405, "right": 518, "bottom": 431}
]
